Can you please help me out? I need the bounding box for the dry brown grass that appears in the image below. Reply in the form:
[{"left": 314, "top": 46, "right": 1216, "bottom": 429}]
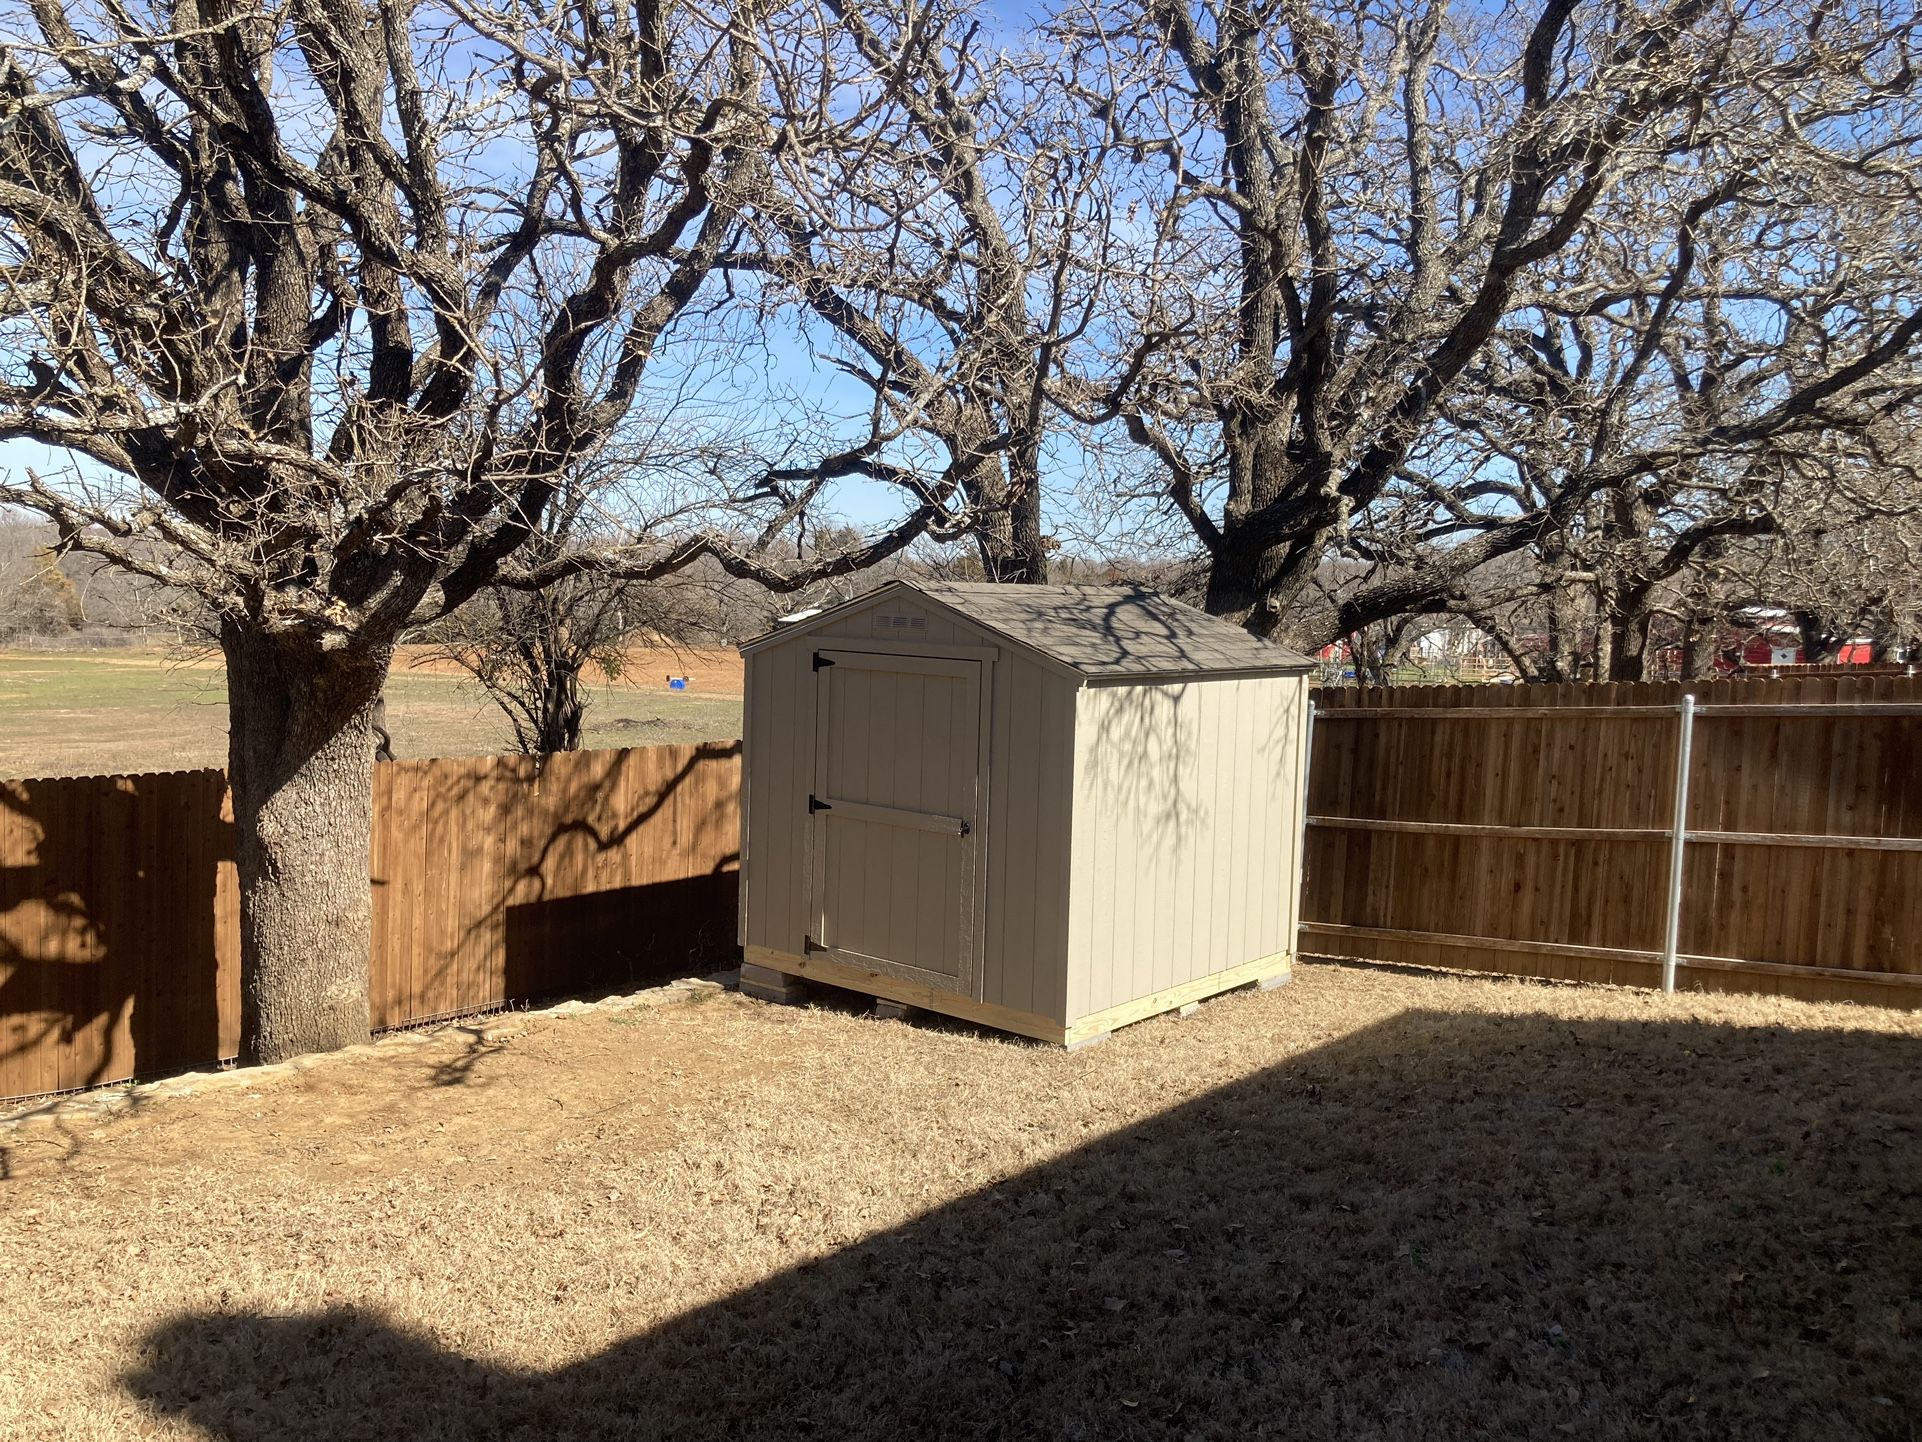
[
  {"left": 2, "top": 963, "right": 1919, "bottom": 1441},
  {"left": 0, "top": 646, "right": 744, "bottom": 778}
]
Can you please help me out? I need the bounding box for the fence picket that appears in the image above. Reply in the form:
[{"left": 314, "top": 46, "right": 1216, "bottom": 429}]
[
  {"left": 1300, "top": 673, "right": 1922, "bottom": 1007},
  {"left": 0, "top": 743, "right": 742, "bottom": 1102}
]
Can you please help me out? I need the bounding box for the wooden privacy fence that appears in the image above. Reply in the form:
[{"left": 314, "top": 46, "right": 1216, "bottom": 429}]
[
  {"left": 1301, "top": 674, "right": 1922, "bottom": 1007},
  {"left": 0, "top": 743, "right": 741, "bottom": 1101},
  {"left": 8, "top": 677, "right": 1919, "bottom": 1102}
]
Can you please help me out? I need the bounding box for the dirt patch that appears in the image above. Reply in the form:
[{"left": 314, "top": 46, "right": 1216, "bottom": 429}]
[{"left": 2, "top": 963, "right": 1919, "bottom": 1440}]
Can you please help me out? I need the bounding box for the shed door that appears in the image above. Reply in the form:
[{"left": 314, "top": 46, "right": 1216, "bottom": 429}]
[{"left": 807, "top": 649, "right": 984, "bottom": 995}]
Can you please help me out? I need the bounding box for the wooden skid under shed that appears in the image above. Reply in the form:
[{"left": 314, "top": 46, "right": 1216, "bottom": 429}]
[{"left": 741, "top": 944, "right": 1291, "bottom": 1045}]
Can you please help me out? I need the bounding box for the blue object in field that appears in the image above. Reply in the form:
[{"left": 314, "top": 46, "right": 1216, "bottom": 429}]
[{"left": 667, "top": 675, "right": 689, "bottom": 691}]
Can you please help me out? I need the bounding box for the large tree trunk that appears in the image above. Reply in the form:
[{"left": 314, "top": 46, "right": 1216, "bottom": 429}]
[
  {"left": 969, "top": 447, "right": 1050, "bottom": 584},
  {"left": 536, "top": 661, "right": 587, "bottom": 753},
  {"left": 223, "top": 620, "right": 391, "bottom": 1064},
  {"left": 1003, "top": 451, "right": 1049, "bottom": 585},
  {"left": 1679, "top": 613, "right": 1719, "bottom": 681},
  {"left": 1605, "top": 607, "right": 1653, "bottom": 682},
  {"left": 1202, "top": 527, "right": 1315, "bottom": 638},
  {"left": 1794, "top": 610, "right": 1841, "bottom": 665}
]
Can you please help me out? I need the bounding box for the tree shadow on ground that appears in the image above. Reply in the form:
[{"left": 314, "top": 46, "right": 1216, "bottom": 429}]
[{"left": 126, "top": 1006, "right": 1922, "bottom": 1441}]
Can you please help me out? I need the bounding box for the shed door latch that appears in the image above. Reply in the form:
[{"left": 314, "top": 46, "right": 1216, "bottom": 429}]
[
  {"left": 812, "top": 651, "right": 836, "bottom": 671},
  {"left": 808, "top": 794, "right": 832, "bottom": 814}
]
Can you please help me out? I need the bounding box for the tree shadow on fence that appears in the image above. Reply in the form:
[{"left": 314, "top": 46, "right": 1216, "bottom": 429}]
[
  {"left": 126, "top": 1006, "right": 1922, "bottom": 1441},
  {"left": 1, "top": 741, "right": 743, "bottom": 1103},
  {"left": 372, "top": 741, "right": 743, "bottom": 1032},
  {"left": 0, "top": 771, "right": 230, "bottom": 1099},
  {"left": 501, "top": 871, "right": 738, "bottom": 1002}
]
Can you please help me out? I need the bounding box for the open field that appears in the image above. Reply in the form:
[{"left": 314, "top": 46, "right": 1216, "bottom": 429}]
[
  {"left": 2, "top": 962, "right": 1917, "bottom": 1440},
  {"left": 0, "top": 645, "right": 744, "bottom": 778}
]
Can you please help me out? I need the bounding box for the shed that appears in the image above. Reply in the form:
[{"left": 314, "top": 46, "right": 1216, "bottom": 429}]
[{"left": 736, "top": 580, "right": 1316, "bottom": 1046}]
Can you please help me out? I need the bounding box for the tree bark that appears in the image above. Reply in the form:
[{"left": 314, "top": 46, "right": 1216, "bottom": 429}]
[
  {"left": 1003, "top": 451, "right": 1049, "bottom": 585},
  {"left": 965, "top": 442, "right": 1050, "bottom": 584},
  {"left": 1680, "top": 614, "right": 1718, "bottom": 680},
  {"left": 1606, "top": 608, "right": 1652, "bottom": 682},
  {"left": 1794, "top": 610, "right": 1841, "bottom": 665},
  {"left": 1202, "top": 527, "right": 1312, "bottom": 638},
  {"left": 223, "top": 621, "right": 391, "bottom": 1064},
  {"left": 537, "top": 663, "right": 587, "bottom": 753}
]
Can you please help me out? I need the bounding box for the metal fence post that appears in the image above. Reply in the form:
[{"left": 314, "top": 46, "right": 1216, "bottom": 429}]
[{"left": 1662, "top": 694, "right": 1697, "bottom": 993}]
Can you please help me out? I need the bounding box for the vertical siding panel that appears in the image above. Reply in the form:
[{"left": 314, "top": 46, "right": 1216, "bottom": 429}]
[
  {"left": 883, "top": 670, "right": 918, "bottom": 960},
  {"left": 1238, "top": 681, "right": 1270, "bottom": 963},
  {"left": 1261, "top": 678, "right": 1294, "bottom": 961},
  {"left": 916, "top": 673, "right": 955, "bottom": 979},
  {"left": 1032, "top": 672, "right": 1076, "bottom": 1025},
  {"left": 1176, "top": 684, "right": 1200, "bottom": 985},
  {"left": 1237, "top": 679, "right": 1267, "bottom": 965},
  {"left": 999, "top": 660, "right": 1045, "bottom": 1014},
  {"left": 777, "top": 643, "right": 802, "bottom": 951},
  {"left": 738, "top": 654, "right": 762, "bottom": 946},
  {"left": 1204, "top": 679, "right": 1233, "bottom": 977},
  {"left": 1081, "top": 689, "right": 1113, "bottom": 1012},
  {"left": 1227, "top": 681, "right": 1258, "bottom": 965},
  {"left": 1083, "top": 689, "right": 1117, "bottom": 1016},
  {"left": 1257, "top": 678, "right": 1283, "bottom": 960},
  {"left": 1117, "top": 687, "right": 1140, "bottom": 1009},
  {"left": 1063, "top": 686, "right": 1097, "bottom": 1025},
  {"left": 984, "top": 650, "right": 1015, "bottom": 1008},
  {"left": 1287, "top": 675, "right": 1310, "bottom": 950},
  {"left": 786, "top": 643, "right": 813, "bottom": 951},
  {"left": 1154, "top": 686, "right": 1183, "bottom": 993},
  {"left": 1116, "top": 687, "right": 1147, "bottom": 1006},
  {"left": 1227, "top": 681, "right": 1254, "bottom": 971},
  {"left": 1144, "top": 686, "right": 1172, "bottom": 998},
  {"left": 1163, "top": 685, "right": 1194, "bottom": 989}
]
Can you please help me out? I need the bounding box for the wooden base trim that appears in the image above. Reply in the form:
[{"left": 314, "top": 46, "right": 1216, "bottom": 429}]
[
  {"left": 744, "top": 947, "right": 1295, "bottom": 1047},
  {"left": 1064, "top": 952, "right": 1293, "bottom": 1045},
  {"left": 742, "top": 945, "right": 1066, "bottom": 1043}
]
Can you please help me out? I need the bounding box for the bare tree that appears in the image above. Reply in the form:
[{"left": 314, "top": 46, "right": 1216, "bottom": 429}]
[
  {"left": 1053, "top": 0, "right": 1922, "bottom": 642},
  {"left": 0, "top": 534, "right": 82, "bottom": 638},
  {"left": 0, "top": 0, "right": 948, "bottom": 1060},
  {"left": 420, "top": 431, "right": 754, "bottom": 754},
  {"left": 1365, "top": 142, "right": 1922, "bottom": 681},
  {"left": 728, "top": 0, "right": 1120, "bottom": 583}
]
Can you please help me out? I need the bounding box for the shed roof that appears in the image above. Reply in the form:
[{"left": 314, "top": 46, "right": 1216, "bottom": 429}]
[{"left": 747, "top": 579, "right": 1315, "bottom": 681}]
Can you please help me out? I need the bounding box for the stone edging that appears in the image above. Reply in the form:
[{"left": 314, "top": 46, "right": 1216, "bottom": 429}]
[{"left": 0, "top": 969, "right": 742, "bottom": 1132}]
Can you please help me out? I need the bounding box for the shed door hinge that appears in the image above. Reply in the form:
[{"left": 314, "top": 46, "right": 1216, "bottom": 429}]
[
  {"left": 808, "top": 794, "right": 832, "bottom": 814},
  {"left": 812, "top": 651, "right": 835, "bottom": 671}
]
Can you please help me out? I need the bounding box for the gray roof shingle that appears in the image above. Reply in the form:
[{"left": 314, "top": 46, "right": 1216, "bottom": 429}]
[{"left": 903, "top": 580, "right": 1315, "bottom": 679}]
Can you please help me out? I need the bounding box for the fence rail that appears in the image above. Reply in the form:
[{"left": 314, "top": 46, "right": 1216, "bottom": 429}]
[
  {"left": 1, "top": 743, "right": 741, "bottom": 1102},
  {"left": 1300, "top": 674, "right": 1922, "bottom": 1006}
]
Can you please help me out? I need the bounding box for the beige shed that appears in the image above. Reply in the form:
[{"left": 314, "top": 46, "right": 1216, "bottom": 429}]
[{"left": 736, "top": 580, "right": 1316, "bottom": 1046}]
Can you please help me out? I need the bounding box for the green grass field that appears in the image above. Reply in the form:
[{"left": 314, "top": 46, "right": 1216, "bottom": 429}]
[{"left": 0, "top": 648, "right": 744, "bottom": 779}]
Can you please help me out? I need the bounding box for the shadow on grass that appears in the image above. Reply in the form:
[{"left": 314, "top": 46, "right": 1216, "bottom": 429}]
[{"left": 125, "top": 1007, "right": 1922, "bottom": 1441}]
